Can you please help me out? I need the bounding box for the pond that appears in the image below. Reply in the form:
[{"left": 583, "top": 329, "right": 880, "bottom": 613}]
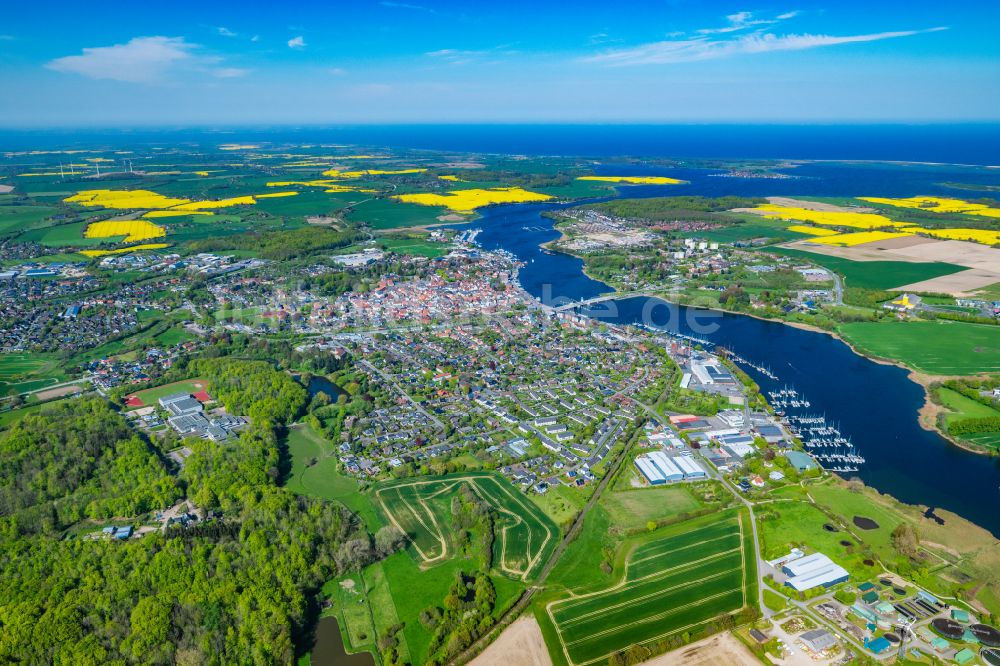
[
  {"left": 310, "top": 616, "right": 374, "bottom": 666},
  {"left": 304, "top": 375, "right": 345, "bottom": 401}
]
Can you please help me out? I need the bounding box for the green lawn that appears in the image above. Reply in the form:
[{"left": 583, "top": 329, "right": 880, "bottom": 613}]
[
  {"left": 700, "top": 221, "right": 800, "bottom": 243},
  {"left": 530, "top": 483, "right": 587, "bottom": 529},
  {"left": 17, "top": 220, "right": 111, "bottom": 247},
  {"left": 0, "top": 353, "right": 66, "bottom": 394},
  {"left": 838, "top": 320, "right": 1000, "bottom": 374},
  {"left": 282, "top": 424, "right": 383, "bottom": 529},
  {"left": 757, "top": 499, "right": 878, "bottom": 577},
  {"left": 601, "top": 484, "right": 702, "bottom": 529},
  {"left": 938, "top": 387, "right": 1000, "bottom": 424},
  {"left": 153, "top": 325, "right": 194, "bottom": 347},
  {"left": 369, "top": 552, "right": 524, "bottom": 666},
  {"left": 378, "top": 237, "right": 449, "bottom": 258},
  {"left": 347, "top": 198, "right": 450, "bottom": 230},
  {"left": 770, "top": 247, "right": 966, "bottom": 290},
  {"left": 0, "top": 204, "right": 58, "bottom": 235}
]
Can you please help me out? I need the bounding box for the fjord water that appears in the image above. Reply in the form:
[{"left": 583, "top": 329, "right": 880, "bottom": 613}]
[{"left": 466, "top": 162, "right": 1000, "bottom": 537}]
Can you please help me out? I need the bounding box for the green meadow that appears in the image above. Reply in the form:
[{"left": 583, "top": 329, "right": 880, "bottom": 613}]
[
  {"left": 771, "top": 247, "right": 966, "bottom": 290},
  {"left": 838, "top": 320, "right": 1000, "bottom": 374}
]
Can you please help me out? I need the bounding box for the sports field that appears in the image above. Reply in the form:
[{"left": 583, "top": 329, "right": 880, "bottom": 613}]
[
  {"left": 124, "top": 378, "right": 209, "bottom": 408},
  {"left": 837, "top": 320, "right": 1000, "bottom": 374},
  {"left": 546, "top": 512, "right": 749, "bottom": 665},
  {"left": 375, "top": 472, "right": 558, "bottom": 580}
]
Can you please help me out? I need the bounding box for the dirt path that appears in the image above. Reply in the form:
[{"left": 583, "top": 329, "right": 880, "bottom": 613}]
[
  {"left": 635, "top": 632, "right": 759, "bottom": 666},
  {"left": 469, "top": 617, "right": 552, "bottom": 666}
]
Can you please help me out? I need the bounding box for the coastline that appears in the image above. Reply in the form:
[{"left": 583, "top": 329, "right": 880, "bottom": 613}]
[{"left": 549, "top": 235, "right": 996, "bottom": 461}]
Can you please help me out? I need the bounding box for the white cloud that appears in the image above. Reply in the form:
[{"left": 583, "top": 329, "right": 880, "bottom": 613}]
[
  {"left": 696, "top": 10, "right": 798, "bottom": 35},
  {"left": 216, "top": 26, "right": 237, "bottom": 37},
  {"left": 380, "top": 1, "right": 435, "bottom": 11},
  {"left": 47, "top": 36, "right": 197, "bottom": 83},
  {"left": 425, "top": 46, "right": 518, "bottom": 65},
  {"left": 250, "top": 35, "right": 260, "bottom": 43},
  {"left": 287, "top": 35, "right": 306, "bottom": 49},
  {"left": 46, "top": 36, "right": 246, "bottom": 83},
  {"left": 213, "top": 67, "right": 249, "bottom": 78},
  {"left": 585, "top": 27, "right": 947, "bottom": 66}
]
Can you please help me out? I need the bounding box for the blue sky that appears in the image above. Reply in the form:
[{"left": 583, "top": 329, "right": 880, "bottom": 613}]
[{"left": 0, "top": 0, "right": 997, "bottom": 126}]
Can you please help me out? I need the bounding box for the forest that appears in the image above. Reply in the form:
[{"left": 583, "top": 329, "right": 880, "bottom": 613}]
[
  {"left": 582, "top": 195, "right": 766, "bottom": 222},
  {"left": 0, "top": 360, "right": 394, "bottom": 664}
]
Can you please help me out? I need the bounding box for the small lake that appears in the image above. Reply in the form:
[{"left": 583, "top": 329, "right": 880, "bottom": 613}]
[
  {"left": 305, "top": 375, "right": 345, "bottom": 401},
  {"left": 310, "top": 617, "right": 374, "bottom": 666}
]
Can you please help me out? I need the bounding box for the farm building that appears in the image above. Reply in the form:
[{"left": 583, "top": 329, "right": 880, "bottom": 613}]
[
  {"left": 801, "top": 629, "right": 837, "bottom": 653},
  {"left": 782, "top": 552, "right": 850, "bottom": 591}
]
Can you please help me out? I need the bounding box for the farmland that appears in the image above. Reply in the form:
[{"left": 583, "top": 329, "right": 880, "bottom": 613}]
[
  {"left": 769, "top": 247, "right": 967, "bottom": 290},
  {"left": 375, "top": 472, "right": 558, "bottom": 581},
  {"left": 544, "top": 510, "right": 752, "bottom": 666},
  {"left": 0, "top": 353, "right": 65, "bottom": 394},
  {"left": 837, "top": 320, "right": 1000, "bottom": 374}
]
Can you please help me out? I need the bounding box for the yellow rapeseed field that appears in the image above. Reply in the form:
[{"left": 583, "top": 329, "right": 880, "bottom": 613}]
[
  {"left": 786, "top": 225, "right": 840, "bottom": 236},
  {"left": 80, "top": 243, "right": 170, "bottom": 257},
  {"left": 809, "top": 230, "right": 914, "bottom": 246},
  {"left": 394, "top": 187, "right": 553, "bottom": 214},
  {"left": 438, "top": 175, "right": 463, "bottom": 181},
  {"left": 904, "top": 227, "right": 1000, "bottom": 245},
  {"left": 859, "top": 196, "right": 1000, "bottom": 219},
  {"left": 753, "top": 204, "right": 905, "bottom": 229},
  {"left": 85, "top": 220, "right": 167, "bottom": 243},
  {"left": 170, "top": 196, "right": 257, "bottom": 211},
  {"left": 321, "top": 168, "right": 426, "bottom": 179},
  {"left": 577, "top": 175, "right": 685, "bottom": 185},
  {"left": 66, "top": 189, "right": 191, "bottom": 210},
  {"left": 142, "top": 211, "right": 214, "bottom": 218},
  {"left": 254, "top": 191, "right": 299, "bottom": 198}
]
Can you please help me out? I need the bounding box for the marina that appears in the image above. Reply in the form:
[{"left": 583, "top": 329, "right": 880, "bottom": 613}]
[{"left": 463, "top": 184, "right": 1000, "bottom": 538}]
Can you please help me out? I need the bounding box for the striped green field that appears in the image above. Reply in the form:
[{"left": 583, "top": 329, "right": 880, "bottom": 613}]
[
  {"left": 374, "top": 472, "right": 558, "bottom": 580},
  {"left": 546, "top": 512, "right": 750, "bottom": 666}
]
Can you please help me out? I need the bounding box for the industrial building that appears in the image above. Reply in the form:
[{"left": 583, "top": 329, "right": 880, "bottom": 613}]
[
  {"left": 634, "top": 450, "right": 706, "bottom": 485},
  {"left": 800, "top": 629, "right": 837, "bottom": 653},
  {"left": 782, "top": 552, "right": 850, "bottom": 591}
]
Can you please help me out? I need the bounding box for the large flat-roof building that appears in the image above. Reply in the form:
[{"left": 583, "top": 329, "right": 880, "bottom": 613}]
[
  {"left": 783, "top": 552, "right": 850, "bottom": 591},
  {"left": 634, "top": 451, "right": 705, "bottom": 484}
]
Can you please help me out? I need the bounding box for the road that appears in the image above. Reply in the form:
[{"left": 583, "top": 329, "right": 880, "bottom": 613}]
[{"left": 832, "top": 271, "right": 844, "bottom": 305}]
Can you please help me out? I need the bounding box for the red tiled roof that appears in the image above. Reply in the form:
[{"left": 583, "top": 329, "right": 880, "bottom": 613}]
[{"left": 193, "top": 390, "right": 212, "bottom": 403}]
